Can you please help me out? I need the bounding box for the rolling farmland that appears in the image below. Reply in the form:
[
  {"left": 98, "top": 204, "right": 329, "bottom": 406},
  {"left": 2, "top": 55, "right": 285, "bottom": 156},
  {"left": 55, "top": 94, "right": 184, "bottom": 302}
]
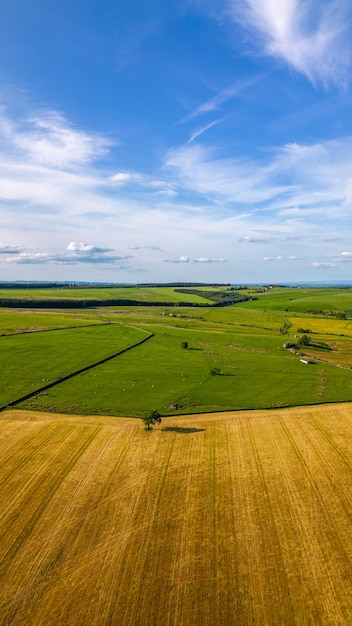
[
  {"left": 3, "top": 284, "right": 352, "bottom": 415},
  {"left": 1, "top": 285, "right": 352, "bottom": 624},
  {"left": 0, "top": 405, "right": 352, "bottom": 625}
]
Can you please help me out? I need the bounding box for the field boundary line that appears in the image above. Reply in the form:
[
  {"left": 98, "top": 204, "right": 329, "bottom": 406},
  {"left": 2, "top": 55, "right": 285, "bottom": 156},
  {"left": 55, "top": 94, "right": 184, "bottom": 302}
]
[{"left": 0, "top": 329, "right": 154, "bottom": 413}]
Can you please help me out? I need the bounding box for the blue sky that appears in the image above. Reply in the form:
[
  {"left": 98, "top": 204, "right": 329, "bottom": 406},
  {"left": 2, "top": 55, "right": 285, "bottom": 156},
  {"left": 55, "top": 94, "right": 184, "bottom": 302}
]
[{"left": 1, "top": 0, "right": 352, "bottom": 283}]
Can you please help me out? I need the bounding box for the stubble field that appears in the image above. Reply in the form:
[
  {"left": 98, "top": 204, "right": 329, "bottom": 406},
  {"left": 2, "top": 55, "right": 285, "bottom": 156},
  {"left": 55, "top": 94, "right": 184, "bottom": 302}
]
[{"left": 0, "top": 404, "right": 352, "bottom": 625}]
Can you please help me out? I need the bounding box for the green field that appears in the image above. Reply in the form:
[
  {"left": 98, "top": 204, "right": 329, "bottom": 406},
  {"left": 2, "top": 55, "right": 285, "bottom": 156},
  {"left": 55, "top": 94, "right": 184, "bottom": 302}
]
[
  {"left": 0, "top": 286, "right": 213, "bottom": 304},
  {"left": 235, "top": 286, "right": 352, "bottom": 314},
  {"left": 0, "top": 310, "right": 103, "bottom": 334},
  {"left": 0, "top": 324, "right": 147, "bottom": 409},
  {"left": 2, "top": 285, "right": 352, "bottom": 416},
  {"left": 19, "top": 325, "right": 352, "bottom": 416}
]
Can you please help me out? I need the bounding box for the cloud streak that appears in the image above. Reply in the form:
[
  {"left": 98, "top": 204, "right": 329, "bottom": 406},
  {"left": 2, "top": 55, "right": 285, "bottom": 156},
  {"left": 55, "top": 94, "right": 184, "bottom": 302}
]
[
  {"left": 232, "top": 0, "right": 351, "bottom": 87},
  {"left": 181, "top": 74, "right": 266, "bottom": 122},
  {"left": 165, "top": 137, "right": 352, "bottom": 219}
]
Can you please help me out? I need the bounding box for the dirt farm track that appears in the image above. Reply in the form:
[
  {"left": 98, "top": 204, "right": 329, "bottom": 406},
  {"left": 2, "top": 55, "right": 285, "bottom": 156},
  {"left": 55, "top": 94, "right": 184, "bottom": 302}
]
[{"left": 0, "top": 404, "right": 352, "bottom": 625}]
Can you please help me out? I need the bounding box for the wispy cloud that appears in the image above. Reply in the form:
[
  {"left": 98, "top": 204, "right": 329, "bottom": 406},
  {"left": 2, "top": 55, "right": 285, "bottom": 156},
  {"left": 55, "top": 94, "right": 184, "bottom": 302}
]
[
  {"left": 311, "top": 261, "right": 336, "bottom": 268},
  {"left": 232, "top": 0, "right": 351, "bottom": 87},
  {"left": 263, "top": 255, "right": 304, "bottom": 261},
  {"left": 187, "top": 118, "right": 225, "bottom": 144},
  {"left": 129, "top": 245, "right": 163, "bottom": 251},
  {"left": 165, "top": 143, "right": 289, "bottom": 204},
  {"left": 165, "top": 137, "right": 352, "bottom": 218},
  {"left": 12, "top": 111, "right": 110, "bottom": 168},
  {"left": 180, "top": 74, "right": 266, "bottom": 123}
]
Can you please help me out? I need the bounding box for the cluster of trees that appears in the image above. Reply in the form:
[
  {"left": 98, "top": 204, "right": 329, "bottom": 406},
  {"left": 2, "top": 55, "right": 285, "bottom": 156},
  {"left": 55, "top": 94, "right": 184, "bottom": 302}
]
[
  {"left": 173, "top": 288, "right": 255, "bottom": 306},
  {"left": 304, "top": 310, "right": 347, "bottom": 319},
  {"left": 0, "top": 298, "right": 210, "bottom": 309}
]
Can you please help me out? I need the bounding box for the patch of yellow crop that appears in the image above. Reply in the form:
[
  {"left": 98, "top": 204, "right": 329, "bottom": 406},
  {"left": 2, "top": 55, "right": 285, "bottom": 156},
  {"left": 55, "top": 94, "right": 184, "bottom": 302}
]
[
  {"left": 289, "top": 316, "right": 352, "bottom": 336},
  {"left": 1, "top": 405, "right": 352, "bottom": 625}
]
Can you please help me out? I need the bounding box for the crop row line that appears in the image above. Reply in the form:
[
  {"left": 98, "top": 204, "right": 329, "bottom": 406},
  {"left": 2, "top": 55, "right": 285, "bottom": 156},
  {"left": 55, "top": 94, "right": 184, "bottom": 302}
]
[
  {"left": 263, "top": 419, "right": 322, "bottom": 619},
  {"left": 278, "top": 418, "right": 352, "bottom": 573},
  {"left": 0, "top": 426, "right": 100, "bottom": 586},
  {"left": 0, "top": 423, "right": 64, "bottom": 492},
  {"left": 246, "top": 417, "right": 296, "bottom": 624},
  {"left": 309, "top": 414, "right": 352, "bottom": 473}
]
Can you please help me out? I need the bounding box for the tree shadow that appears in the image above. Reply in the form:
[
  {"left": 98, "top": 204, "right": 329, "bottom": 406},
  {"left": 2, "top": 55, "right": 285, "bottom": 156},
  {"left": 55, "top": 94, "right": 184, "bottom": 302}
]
[{"left": 161, "top": 426, "right": 205, "bottom": 434}]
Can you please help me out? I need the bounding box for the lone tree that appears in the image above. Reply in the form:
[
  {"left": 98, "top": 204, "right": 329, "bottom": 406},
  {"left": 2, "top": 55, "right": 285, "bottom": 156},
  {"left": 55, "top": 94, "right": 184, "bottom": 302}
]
[
  {"left": 299, "top": 334, "right": 310, "bottom": 346},
  {"left": 141, "top": 410, "right": 162, "bottom": 431},
  {"left": 181, "top": 341, "right": 188, "bottom": 349}
]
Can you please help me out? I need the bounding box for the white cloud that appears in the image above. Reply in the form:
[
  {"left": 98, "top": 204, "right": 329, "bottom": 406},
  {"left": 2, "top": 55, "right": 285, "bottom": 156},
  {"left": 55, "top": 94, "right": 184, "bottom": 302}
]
[
  {"left": 164, "top": 256, "right": 190, "bottom": 263},
  {"left": 239, "top": 236, "right": 272, "bottom": 243},
  {"left": 66, "top": 242, "right": 113, "bottom": 254},
  {"left": 130, "top": 245, "right": 163, "bottom": 251},
  {"left": 165, "top": 143, "right": 289, "bottom": 204},
  {"left": 193, "top": 257, "right": 226, "bottom": 263},
  {"left": 1, "top": 100, "right": 351, "bottom": 282},
  {"left": 233, "top": 0, "right": 351, "bottom": 87},
  {"left": 0, "top": 108, "right": 176, "bottom": 230},
  {"left": 147, "top": 180, "right": 168, "bottom": 188},
  {"left": 108, "top": 172, "right": 133, "bottom": 186},
  {"left": 165, "top": 137, "right": 352, "bottom": 221},
  {"left": 0, "top": 243, "right": 23, "bottom": 254},
  {"left": 6, "top": 242, "right": 131, "bottom": 266},
  {"left": 13, "top": 112, "right": 110, "bottom": 168},
  {"left": 311, "top": 261, "right": 336, "bottom": 268},
  {"left": 6, "top": 252, "right": 51, "bottom": 265}
]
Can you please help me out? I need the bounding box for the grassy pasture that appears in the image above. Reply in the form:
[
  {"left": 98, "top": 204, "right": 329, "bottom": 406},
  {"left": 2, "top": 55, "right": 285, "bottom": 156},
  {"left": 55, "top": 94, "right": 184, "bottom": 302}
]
[
  {"left": 236, "top": 287, "right": 352, "bottom": 313},
  {"left": 0, "top": 324, "right": 146, "bottom": 408},
  {"left": 0, "top": 405, "right": 352, "bottom": 625},
  {"left": 0, "top": 309, "right": 102, "bottom": 334},
  {"left": 20, "top": 325, "right": 352, "bottom": 416},
  {"left": 0, "top": 286, "right": 213, "bottom": 304},
  {"left": 2, "top": 286, "right": 352, "bottom": 416},
  {"left": 203, "top": 304, "right": 283, "bottom": 331}
]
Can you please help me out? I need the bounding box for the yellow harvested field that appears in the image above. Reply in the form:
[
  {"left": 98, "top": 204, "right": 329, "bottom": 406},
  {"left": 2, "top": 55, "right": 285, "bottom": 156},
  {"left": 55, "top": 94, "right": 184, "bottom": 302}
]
[
  {"left": 1, "top": 405, "right": 352, "bottom": 625},
  {"left": 289, "top": 316, "right": 352, "bottom": 336}
]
